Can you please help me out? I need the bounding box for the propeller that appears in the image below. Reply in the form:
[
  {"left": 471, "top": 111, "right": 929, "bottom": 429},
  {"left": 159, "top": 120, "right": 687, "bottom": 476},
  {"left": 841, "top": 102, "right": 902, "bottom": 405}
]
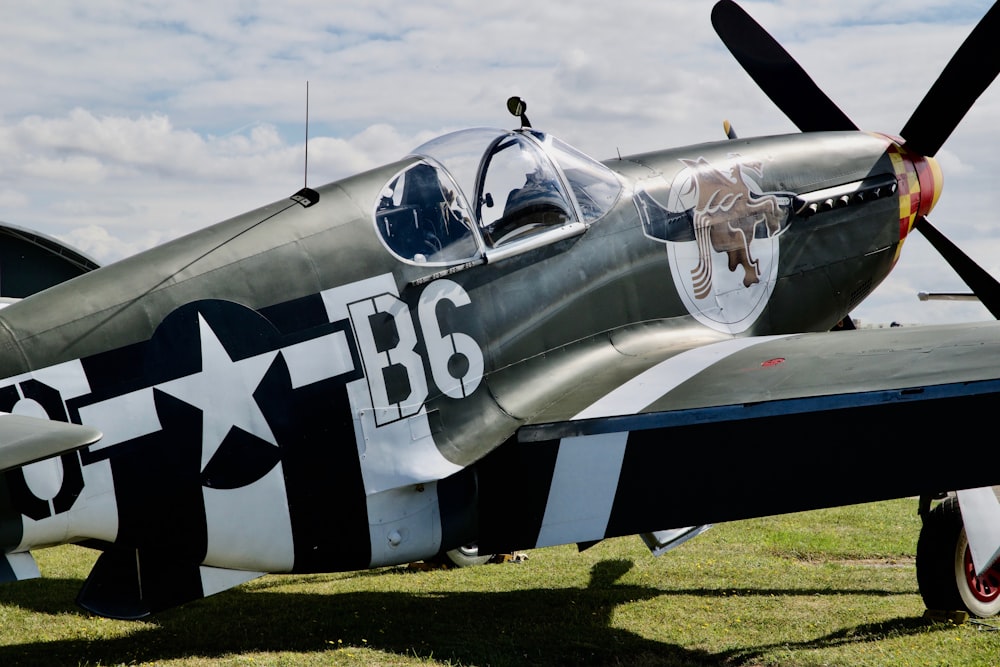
[
  {"left": 710, "top": 1, "right": 857, "bottom": 133},
  {"left": 915, "top": 217, "right": 1000, "bottom": 319},
  {"left": 900, "top": 2, "right": 1000, "bottom": 158},
  {"left": 712, "top": 0, "right": 1000, "bottom": 317}
]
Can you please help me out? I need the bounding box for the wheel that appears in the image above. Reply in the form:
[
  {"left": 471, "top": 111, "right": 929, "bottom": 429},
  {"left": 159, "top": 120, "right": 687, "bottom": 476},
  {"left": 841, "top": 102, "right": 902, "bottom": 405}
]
[
  {"left": 917, "top": 496, "right": 1000, "bottom": 617},
  {"left": 955, "top": 529, "right": 1000, "bottom": 616},
  {"left": 428, "top": 543, "right": 493, "bottom": 568}
]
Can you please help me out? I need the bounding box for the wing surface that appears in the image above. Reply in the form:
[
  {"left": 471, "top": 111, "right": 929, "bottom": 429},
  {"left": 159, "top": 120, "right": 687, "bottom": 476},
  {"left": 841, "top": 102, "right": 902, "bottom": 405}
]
[
  {"left": 477, "top": 322, "right": 1000, "bottom": 554},
  {"left": 521, "top": 321, "right": 1000, "bottom": 430}
]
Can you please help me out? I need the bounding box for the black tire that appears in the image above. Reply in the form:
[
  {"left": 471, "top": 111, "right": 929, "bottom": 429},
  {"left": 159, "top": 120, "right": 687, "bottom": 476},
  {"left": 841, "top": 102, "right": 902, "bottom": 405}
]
[
  {"left": 917, "top": 496, "right": 1000, "bottom": 618},
  {"left": 429, "top": 543, "right": 493, "bottom": 568}
]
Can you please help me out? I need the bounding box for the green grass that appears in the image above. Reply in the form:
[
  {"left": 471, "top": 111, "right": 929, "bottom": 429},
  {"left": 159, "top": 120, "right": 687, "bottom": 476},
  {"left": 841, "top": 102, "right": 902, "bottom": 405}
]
[{"left": 1, "top": 499, "right": 998, "bottom": 666}]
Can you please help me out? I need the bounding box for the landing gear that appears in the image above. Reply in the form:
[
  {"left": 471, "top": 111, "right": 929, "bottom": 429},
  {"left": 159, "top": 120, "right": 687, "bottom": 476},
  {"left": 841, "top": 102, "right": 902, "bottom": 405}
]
[
  {"left": 429, "top": 542, "right": 493, "bottom": 568},
  {"left": 917, "top": 496, "right": 1000, "bottom": 618}
]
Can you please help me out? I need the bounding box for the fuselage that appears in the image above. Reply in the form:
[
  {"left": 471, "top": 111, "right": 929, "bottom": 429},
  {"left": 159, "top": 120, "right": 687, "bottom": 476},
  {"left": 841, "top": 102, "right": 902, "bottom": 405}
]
[{"left": 0, "top": 128, "right": 934, "bottom": 578}]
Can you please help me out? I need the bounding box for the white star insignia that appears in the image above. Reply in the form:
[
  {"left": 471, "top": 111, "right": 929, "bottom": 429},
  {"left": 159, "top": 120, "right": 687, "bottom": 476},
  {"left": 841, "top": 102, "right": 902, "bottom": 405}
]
[{"left": 157, "top": 314, "right": 279, "bottom": 470}]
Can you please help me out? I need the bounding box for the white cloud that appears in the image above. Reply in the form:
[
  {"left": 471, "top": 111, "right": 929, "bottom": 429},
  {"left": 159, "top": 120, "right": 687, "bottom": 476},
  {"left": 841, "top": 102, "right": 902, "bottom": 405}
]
[
  {"left": 57, "top": 224, "right": 167, "bottom": 264},
  {"left": 0, "top": 189, "right": 28, "bottom": 208}
]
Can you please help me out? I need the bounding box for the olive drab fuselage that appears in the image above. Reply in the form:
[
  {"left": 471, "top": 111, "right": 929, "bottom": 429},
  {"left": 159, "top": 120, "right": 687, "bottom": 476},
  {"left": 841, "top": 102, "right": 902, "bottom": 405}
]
[{"left": 0, "top": 128, "right": 931, "bottom": 614}]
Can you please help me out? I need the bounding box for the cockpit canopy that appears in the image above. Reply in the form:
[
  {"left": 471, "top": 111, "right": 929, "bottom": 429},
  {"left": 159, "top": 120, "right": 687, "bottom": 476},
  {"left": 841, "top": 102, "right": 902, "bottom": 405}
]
[{"left": 374, "top": 128, "right": 622, "bottom": 265}]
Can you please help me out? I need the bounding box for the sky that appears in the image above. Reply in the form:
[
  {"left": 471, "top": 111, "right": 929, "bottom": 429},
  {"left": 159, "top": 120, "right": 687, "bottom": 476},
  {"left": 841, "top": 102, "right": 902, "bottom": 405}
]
[{"left": 0, "top": 0, "right": 998, "bottom": 326}]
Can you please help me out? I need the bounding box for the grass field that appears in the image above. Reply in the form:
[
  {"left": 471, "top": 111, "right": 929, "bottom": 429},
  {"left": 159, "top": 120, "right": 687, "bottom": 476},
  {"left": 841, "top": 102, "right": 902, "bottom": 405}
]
[{"left": 1, "top": 498, "right": 999, "bottom": 666}]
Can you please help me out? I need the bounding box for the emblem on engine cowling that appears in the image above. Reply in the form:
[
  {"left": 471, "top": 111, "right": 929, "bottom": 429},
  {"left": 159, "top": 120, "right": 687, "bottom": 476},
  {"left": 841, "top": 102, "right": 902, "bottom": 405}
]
[{"left": 635, "top": 154, "right": 793, "bottom": 334}]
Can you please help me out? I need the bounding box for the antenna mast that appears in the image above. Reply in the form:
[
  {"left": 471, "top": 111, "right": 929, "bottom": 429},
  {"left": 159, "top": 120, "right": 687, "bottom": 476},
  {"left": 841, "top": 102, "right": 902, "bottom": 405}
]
[
  {"left": 304, "top": 80, "right": 310, "bottom": 188},
  {"left": 289, "top": 80, "right": 320, "bottom": 208}
]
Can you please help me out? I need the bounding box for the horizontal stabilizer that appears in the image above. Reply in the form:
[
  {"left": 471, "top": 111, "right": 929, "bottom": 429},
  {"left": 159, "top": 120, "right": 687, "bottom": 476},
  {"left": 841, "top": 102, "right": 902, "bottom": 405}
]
[
  {"left": 76, "top": 547, "right": 262, "bottom": 619},
  {"left": 0, "top": 551, "right": 40, "bottom": 583},
  {"left": 0, "top": 413, "right": 102, "bottom": 473},
  {"left": 956, "top": 487, "right": 1000, "bottom": 575}
]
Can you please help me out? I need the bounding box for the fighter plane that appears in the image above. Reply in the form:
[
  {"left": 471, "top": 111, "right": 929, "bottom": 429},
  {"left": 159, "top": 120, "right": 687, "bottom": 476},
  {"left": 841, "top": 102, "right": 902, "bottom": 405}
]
[{"left": 2, "top": 0, "right": 1000, "bottom": 622}]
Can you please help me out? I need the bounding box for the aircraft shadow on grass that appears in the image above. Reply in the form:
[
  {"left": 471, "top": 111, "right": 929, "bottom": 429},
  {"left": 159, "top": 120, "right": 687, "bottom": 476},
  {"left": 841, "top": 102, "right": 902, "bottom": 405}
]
[
  {"left": 0, "top": 559, "right": 950, "bottom": 666},
  {"left": 720, "top": 616, "right": 955, "bottom": 666}
]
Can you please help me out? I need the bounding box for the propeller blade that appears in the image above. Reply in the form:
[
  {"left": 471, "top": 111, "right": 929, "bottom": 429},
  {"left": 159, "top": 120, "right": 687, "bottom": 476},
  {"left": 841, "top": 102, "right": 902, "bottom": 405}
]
[
  {"left": 711, "top": 0, "right": 857, "bottom": 133},
  {"left": 914, "top": 217, "right": 1000, "bottom": 319},
  {"left": 900, "top": 3, "right": 1000, "bottom": 157}
]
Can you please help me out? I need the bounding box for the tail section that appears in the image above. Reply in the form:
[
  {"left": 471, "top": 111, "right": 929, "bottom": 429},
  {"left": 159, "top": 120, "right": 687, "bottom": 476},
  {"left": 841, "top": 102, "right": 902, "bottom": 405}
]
[{"left": 0, "top": 221, "right": 98, "bottom": 300}]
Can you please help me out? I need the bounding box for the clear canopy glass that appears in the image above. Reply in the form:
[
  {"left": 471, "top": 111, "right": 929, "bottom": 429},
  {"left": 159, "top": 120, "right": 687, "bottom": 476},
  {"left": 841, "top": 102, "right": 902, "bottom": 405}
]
[{"left": 373, "top": 128, "right": 622, "bottom": 265}]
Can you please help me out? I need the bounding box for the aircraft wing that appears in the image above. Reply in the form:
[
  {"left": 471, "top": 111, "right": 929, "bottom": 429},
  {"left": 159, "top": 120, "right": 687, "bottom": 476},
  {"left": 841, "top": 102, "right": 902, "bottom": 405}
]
[
  {"left": 477, "top": 321, "right": 1000, "bottom": 565},
  {"left": 0, "top": 413, "right": 102, "bottom": 473},
  {"left": 521, "top": 321, "right": 1000, "bottom": 426}
]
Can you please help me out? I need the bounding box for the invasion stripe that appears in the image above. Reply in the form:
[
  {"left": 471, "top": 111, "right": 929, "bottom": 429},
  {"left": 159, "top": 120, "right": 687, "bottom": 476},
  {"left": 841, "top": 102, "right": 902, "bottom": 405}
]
[
  {"left": 535, "top": 432, "right": 629, "bottom": 547},
  {"left": 532, "top": 335, "right": 793, "bottom": 548},
  {"left": 573, "top": 334, "right": 794, "bottom": 420}
]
